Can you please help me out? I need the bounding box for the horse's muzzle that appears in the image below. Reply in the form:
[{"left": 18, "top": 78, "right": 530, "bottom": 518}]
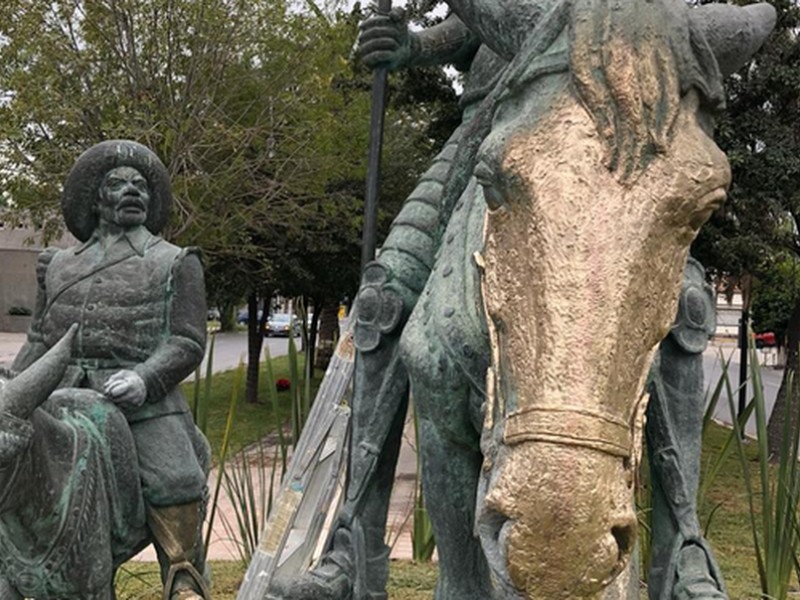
[{"left": 477, "top": 441, "right": 637, "bottom": 599}]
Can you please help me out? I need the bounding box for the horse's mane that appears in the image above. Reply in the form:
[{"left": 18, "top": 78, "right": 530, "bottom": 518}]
[
  {"left": 439, "top": 0, "right": 725, "bottom": 233},
  {"left": 570, "top": 0, "right": 724, "bottom": 177}
]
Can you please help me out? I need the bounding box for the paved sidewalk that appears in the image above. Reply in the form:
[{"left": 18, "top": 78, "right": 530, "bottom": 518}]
[{"left": 133, "top": 415, "right": 420, "bottom": 562}]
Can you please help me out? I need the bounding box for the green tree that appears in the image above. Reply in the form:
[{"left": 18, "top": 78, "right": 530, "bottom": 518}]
[
  {"left": 751, "top": 257, "right": 800, "bottom": 346},
  {"left": 0, "top": 0, "right": 366, "bottom": 402},
  {"left": 0, "top": 0, "right": 462, "bottom": 404},
  {"left": 262, "top": 3, "right": 462, "bottom": 372}
]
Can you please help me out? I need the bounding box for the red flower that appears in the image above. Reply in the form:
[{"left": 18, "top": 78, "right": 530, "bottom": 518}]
[{"left": 276, "top": 378, "right": 291, "bottom": 392}]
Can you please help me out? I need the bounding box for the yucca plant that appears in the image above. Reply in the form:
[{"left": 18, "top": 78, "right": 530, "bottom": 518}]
[
  {"left": 697, "top": 350, "right": 754, "bottom": 535},
  {"left": 217, "top": 344, "right": 296, "bottom": 564},
  {"left": 726, "top": 340, "right": 800, "bottom": 600},
  {"left": 192, "top": 332, "right": 216, "bottom": 436},
  {"left": 204, "top": 363, "right": 244, "bottom": 557},
  {"left": 219, "top": 441, "right": 283, "bottom": 564},
  {"left": 411, "top": 404, "right": 436, "bottom": 563},
  {"left": 287, "top": 333, "right": 303, "bottom": 447},
  {"left": 262, "top": 343, "right": 288, "bottom": 472}
]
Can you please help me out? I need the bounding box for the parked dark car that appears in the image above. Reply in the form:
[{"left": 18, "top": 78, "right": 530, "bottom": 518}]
[{"left": 266, "top": 313, "right": 301, "bottom": 337}]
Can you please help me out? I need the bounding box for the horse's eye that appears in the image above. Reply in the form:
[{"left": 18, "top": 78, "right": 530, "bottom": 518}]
[{"left": 474, "top": 161, "right": 505, "bottom": 211}]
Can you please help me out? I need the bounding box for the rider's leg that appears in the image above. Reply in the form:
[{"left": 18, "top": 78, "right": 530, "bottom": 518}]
[
  {"left": 418, "top": 420, "right": 490, "bottom": 600},
  {"left": 268, "top": 125, "right": 467, "bottom": 600},
  {"left": 131, "top": 412, "right": 211, "bottom": 600},
  {"left": 148, "top": 501, "right": 211, "bottom": 600},
  {"left": 401, "top": 314, "right": 492, "bottom": 599},
  {"left": 646, "top": 259, "right": 727, "bottom": 600}
]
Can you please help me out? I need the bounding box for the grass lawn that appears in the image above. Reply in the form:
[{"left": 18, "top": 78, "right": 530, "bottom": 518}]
[
  {"left": 696, "top": 423, "right": 770, "bottom": 599},
  {"left": 122, "top": 354, "right": 773, "bottom": 598},
  {"left": 180, "top": 353, "right": 324, "bottom": 460},
  {"left": 116, "top": 561, "right": 438, "bottom": 599}
]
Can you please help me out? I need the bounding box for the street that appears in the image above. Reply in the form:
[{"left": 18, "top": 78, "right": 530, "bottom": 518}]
[
  {"left": 201, "top": 335, "right": 786, "bottom": 437},
  {"left": 703, "top": 344, "right": 783, "bottom": 436},
  {"left": 195, "top": 333, "right": 785, "bottom": 437},
  {"left": 186, "top": 330, "right": 304, "bottom": 379},
  {"left": 0, "top": 329, "right": 786, "bottom": 438},
  {"left": 190, "top": 331, "right": 783, "bottom": 435}
]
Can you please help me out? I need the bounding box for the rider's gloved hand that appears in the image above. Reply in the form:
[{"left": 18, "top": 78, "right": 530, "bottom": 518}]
[
  {"left": 104, "top": 369, "right": 147, "bottom": 410},
  {"left": 358, "top": 7, "right": 414, "bottom": 71}
]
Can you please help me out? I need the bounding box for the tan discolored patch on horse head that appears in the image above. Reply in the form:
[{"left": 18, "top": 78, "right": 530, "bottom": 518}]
[{"left": 478, "top": 88, "right": 729, "bottom": 598}]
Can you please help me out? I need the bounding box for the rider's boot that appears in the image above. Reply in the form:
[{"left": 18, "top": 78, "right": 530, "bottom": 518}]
[
  {"left": 671, "top": 543, "right": 726, "bottom": 600},
  {"left": 148, "top": 502, "right": 211, "bottom": 600},
  {"left": 646, "top": 258, "right": 727, "bottom": 600}
]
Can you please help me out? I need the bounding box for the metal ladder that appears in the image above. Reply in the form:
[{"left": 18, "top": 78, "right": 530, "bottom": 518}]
[{"left": 236, "top": 320, "right": 355, "bottom": 599}]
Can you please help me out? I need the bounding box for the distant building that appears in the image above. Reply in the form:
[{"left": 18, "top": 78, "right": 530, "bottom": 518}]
[
  {"left": 715, "top": 289, "right": 743, "bottom": 340},
  {"left": 0, "top": 223, "right": 75, "bottom": 332}
]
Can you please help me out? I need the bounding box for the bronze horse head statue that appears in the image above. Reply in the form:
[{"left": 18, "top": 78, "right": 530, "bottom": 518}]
[{"left": 426, "top": 0, "right": 775, "bottom": 597}]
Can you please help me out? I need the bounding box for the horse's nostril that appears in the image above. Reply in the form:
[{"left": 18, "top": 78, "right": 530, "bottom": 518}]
[
  {"left": 611, "top": 522, "right": 636, "bottom": 561},
  {"left": 479, "top": 507, "right": 508, "bottom": 543}
]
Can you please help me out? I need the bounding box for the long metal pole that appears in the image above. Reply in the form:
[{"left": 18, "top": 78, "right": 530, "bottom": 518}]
[
  {"left": 360, "top": 0, "right": 392, "bottom": 271},
  {"left": 738, "top": 308, "right": 749, "bottom": 427}
]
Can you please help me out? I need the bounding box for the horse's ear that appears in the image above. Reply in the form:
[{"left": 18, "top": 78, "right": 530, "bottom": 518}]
[
  {"left": 690, "top": 3, "right": 776, "bottom": 78},
  {"left": 0, "top": 325, "right": 76, "bottom": 419}
]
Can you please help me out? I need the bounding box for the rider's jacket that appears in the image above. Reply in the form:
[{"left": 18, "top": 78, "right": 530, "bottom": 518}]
[{"left": 18, "top": 226, "right": 206, "bottom": 423}]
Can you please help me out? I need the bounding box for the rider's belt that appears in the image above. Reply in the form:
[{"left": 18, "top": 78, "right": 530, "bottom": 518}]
[
  {"left": 69, "top": 358, "right": 137, "bottom": 370},
  {"left": 504, "top": 405, "right": 631, "bottom": 458}
]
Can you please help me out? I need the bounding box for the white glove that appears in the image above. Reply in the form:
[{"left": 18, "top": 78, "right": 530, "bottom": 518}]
[{"left": 104, "top": 369, "right": 147, "bottom": 409}]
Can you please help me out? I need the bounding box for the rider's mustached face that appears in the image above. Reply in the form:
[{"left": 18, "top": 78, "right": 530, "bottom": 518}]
[{"left": 97, "top": 166, "right": 151, "bottom": 230}]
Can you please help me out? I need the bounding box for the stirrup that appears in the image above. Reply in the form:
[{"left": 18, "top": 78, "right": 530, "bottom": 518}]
[{"left": 162, "top": 560, "right": 211, "bottom": 600}]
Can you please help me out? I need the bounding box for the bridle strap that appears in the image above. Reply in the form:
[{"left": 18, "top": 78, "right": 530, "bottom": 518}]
[{"left": 504, "top": 405, "right": 632, "bottom": 458}]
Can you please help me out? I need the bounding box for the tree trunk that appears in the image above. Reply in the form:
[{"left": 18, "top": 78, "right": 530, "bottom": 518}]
[
  {"left": 316, "top": 303, "right": 340, "bottom": 370},
  {"left": 219, "top": 301, "right": 236, "bottom": 332},
  {"left": 767, "top": 296, "right": 800, "bottom": 457},
  {"left": 245, "top": 292, "right": 271, "bottom": 404}
]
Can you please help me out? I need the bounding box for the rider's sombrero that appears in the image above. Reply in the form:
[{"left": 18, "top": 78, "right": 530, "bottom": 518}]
[{"left": 61, "top": 140, "right": 172, "bottom": 242}]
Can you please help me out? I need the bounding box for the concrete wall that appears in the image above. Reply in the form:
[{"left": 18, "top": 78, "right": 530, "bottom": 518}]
[
  {"left": 0, "top": 225, "right": 76, "bottom": 333},
  {"left": 715, "top": 291, "right": 743, "bottom": 339},
  {"left": 0, "top": 248, "right": 37, "bottom": 332}
]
